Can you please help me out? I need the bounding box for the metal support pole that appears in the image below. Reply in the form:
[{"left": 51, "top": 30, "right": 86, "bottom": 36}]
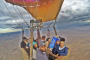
[
  {"left": 30, "top": 20, "right": 34, "bottom": 60},
  {"left": 37, "top": 29, "right": 41, "bottom": 47},
  {"left": 22, "top": 30, "right": 24, "bottom": 41},
  {"left": 53, "top": 26, "right": 58, "bottom": 35},
  {"left": 30, "top": 29, "right": 33, "bottom": 60}
]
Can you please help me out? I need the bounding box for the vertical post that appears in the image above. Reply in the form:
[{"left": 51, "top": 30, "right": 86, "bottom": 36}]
[
  {"left": 30, "top": 20, "right": 34, "bottom": 60},
  {"left": 30, "top": 30, "right": 33, "bottom": 60},
  {"left": 53, "top": 26, "right": 58, "bottom": 35},
  {"left": 22, "top": 29, "right": 24, "bottom": 41},
  {"left": 37, "top": 29, "right": 40, "bottom": 47}
]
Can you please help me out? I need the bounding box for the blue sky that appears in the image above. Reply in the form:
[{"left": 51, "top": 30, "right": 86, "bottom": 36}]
[{"left": 0, "top": 0, "right": 90, "bottom": 33}]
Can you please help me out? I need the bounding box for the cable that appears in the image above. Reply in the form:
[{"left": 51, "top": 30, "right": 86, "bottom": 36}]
[
  {"left": 22, "top": 0, "right": 31, "bottom": 18},
  {"left": 2, "top": 0, "right": 23, "bottom": 29},
  {"left": 8, "top": 0, "right": 30, "bottom": 28}
]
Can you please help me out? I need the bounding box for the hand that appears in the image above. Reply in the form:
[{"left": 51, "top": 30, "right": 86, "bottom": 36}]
[
  {"left": 26, "top": 46, "right": 29, "bottom": 49},
  {"left": 56, "top": 35, "right": 59, "bottom": 38},
  {"left": 55, "top": 59, "right": 58, "bottom": 60}
]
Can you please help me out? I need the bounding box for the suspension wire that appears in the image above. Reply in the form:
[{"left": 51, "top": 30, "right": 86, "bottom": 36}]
[
  {"left": 7, "top": 0, "right": 30, "bottom": 28},
  {"left": 11, "top": 0, "right": 24, "bottom": 28},
  {"left": 29, "top": 0, "right": 33, "bottom": 20},
  {"left": 42, "top": 20, "right": 54, "bottom": 28},
  {"left": 22, "top": 0, "right": 35, "bottom": 26},
  {"left": 53, "top": 19, "right": 57, "bottom": 27},
  {"left": 48, "top": 21, "right": 54, "bottom": 27},
  {"left": 22, "top": 0, "right": 32, "bottom": 19},
  {"left": 22, "top": 0, "right": 31, "bottom": 19},
  {"left": 15, "top": 6, "right": 31, "bottom": 27},
  {"left": 7, "top": 0, "right": 24, "bottom": 27},
  {"left": 2, "top": 0, "right": 23, "bottom": 30},
  {"left": 16, "top": 6, "right": 28, "bottom": 24}
]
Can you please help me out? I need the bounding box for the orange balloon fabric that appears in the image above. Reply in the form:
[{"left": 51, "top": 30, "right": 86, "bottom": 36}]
[{"left": 5, "top": 0, "right": 64, "bottom": 22}]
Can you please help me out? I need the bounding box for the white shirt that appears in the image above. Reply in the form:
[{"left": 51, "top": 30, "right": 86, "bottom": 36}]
[{"left": 59, "top": 46, "right": 65, "bottom": 50}]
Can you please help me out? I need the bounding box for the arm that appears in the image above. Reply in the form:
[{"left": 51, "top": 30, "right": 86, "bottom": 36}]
[
  {"left": 59, "top": 47, "right": 68, "bottom": 56},
  {"left": 49, "top": 52, "right": 58, "bottom": 58},
  {"left": 34, "top": 44, "right": 37, "bottom": 48},
  {"left": 52, "top": 47, "right": 57, "bottom": 54},
  {"left": 55, "top": 56, "right": 63, "bottom": 60},
  {"left": 21, "top": 42, "right": 26, "bottom": 49}
]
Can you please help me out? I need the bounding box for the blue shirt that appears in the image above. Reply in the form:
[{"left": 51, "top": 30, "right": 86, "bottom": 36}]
[
  {"left": 56, "top": 46, "right": 68, "bottom": 56},
  {"left": 27, "top": 41, "right": 36, "bottom": 47},
  {"left": 52, "top": 44, "right": 59, "bottom": 54}
]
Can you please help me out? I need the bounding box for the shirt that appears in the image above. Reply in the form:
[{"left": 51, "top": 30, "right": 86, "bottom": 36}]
[
  {"left": 52, "top": 44, "right": 59, "bottom": 54},
  {"left": 56, "top": 46, "right": 68, "bottom": 56},
  {"left": 27, "top": 41, "right": 36, "bottom": 47},
  {"left": 21, "top": 41, "right": 26, "bottom": 49}
]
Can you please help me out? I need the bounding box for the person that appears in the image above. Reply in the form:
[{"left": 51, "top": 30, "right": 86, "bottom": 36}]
[
  {"left": 26, "top": 38, "right": 38, "bottom": 59},
  {"left": 45, "top": 38, "right": 51, "bottom": 48},
  {"left": 27, "top": 38, "right": 37, "bottom": 49},
  {"left": 21, "top": 37, "right": 30, "bottom": 56},
  {"left": 49, "top": 38, "right": 68, "bottom": 60},
  {"left": 49, "top": 39, "right": 60, "bottom": 60},
  {"left": 57, "top": 38, "right": 68, "bottom": 55},
  {"left": 52, "top": 39, "right": 60, "bottom": 54},
  {"left": 36, "top": 36, "right": 48, "bottom": 60}
]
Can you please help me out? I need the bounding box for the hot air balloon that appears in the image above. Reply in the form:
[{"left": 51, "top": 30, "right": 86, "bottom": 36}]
[
  {"left": 4, "top": 0, "right": 70, "bottom": 60},
  {"left": 5, "top": 0, "right": 64, "bottom": 22}
]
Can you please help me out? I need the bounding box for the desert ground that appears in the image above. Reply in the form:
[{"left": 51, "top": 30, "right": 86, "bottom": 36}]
[{"left": 0, "top": 27, "right": 90, "bottom": 60}]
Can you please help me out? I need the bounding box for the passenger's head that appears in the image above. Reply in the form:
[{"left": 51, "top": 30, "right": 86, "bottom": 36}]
[
  {"left": 23, "top": 37, "right": 27, "bottom": 42},
  {"left": 28, "top": 38, "right": 31, "bottom": 42},
  {"left": 46, "top": 38, "right": 51, "bottom": 43},
  {"left": 60, "top": 38, "right": 65, "bottom": 48},
  {"left": 56, "top": 39, "right": 60, "bottom": 45},
  {"left": 42, "top": 36, "right": 46, "bottom": 40}
]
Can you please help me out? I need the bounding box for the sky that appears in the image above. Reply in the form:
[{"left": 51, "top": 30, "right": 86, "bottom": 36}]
[{"left": 0, "top": 0, "right": 90, "bottom": 33}]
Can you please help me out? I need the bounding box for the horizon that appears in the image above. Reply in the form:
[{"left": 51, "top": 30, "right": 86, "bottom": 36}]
[{"left": 0, "top": 0, "right": 90, "bottom": 33}]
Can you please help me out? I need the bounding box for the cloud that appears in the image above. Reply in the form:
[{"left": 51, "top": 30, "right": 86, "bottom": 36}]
[
  {"left": 0, "top": 28, "right": 21, "bottom": 33},
  {"left": 57, "top": 0, "right": 90, "bottom": 22},
  {"left": 84, "top": 20, "right": 90, "bottom": 22}
]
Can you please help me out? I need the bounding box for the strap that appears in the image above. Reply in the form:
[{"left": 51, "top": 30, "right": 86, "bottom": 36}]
[
  {"left": 37, "top": 29, "right": 41, "bottom": 47},
  {"left": 47, "top": 28, "right": 50, "bottom": 38}
]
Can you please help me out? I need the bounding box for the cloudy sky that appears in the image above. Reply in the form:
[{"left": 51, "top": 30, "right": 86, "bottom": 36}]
[{"left": 0, "top": 0, "right": 90, "bottom": 33}]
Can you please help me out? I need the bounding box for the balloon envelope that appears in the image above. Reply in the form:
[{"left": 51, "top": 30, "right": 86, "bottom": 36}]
[{"left": 5, "top": 0, "right": 64, "bottom": 22}]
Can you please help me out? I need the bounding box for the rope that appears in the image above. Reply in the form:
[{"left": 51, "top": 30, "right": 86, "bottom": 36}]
[
  {"left": 2, "top": 0, "right": 23, "bottom": 29},
  {"left": 22, "top": 0, "right": 33, "bottom": 20},
  {"left": 47, "top": 28, "right": 50, "bottom": 38},
  {"left": 37, "top": 29, "right": 41, "bottom": 47},
  {"left": 16, "top": 6, "right": 31, "bottom": 27},
  {"left": 9, "top": 0, "right": 30, "bottom": 28}
]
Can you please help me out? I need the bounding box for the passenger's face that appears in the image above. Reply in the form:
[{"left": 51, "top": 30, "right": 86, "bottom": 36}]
[
  {"left": 28, "top": 38, "right": 31, "bottom": 42},
  {"left": 43, "top": 37, "right": 46, "bottom": 40},
  {"left": 24, "top": 39, "right": 27, "bottom": 42},
  {"left": 60, "top": 41, "right": 65, "bottom": 47},
  {"left": 56, "top": 40, "right": 60, "bottom": 45},
  {"left": 48, "top": 39, "right": 51, "bottom": 43}
]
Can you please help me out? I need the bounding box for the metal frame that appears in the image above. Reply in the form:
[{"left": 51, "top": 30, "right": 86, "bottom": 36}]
[{"left": 21, "top": 19, "right": 58, "bottom": 60}]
